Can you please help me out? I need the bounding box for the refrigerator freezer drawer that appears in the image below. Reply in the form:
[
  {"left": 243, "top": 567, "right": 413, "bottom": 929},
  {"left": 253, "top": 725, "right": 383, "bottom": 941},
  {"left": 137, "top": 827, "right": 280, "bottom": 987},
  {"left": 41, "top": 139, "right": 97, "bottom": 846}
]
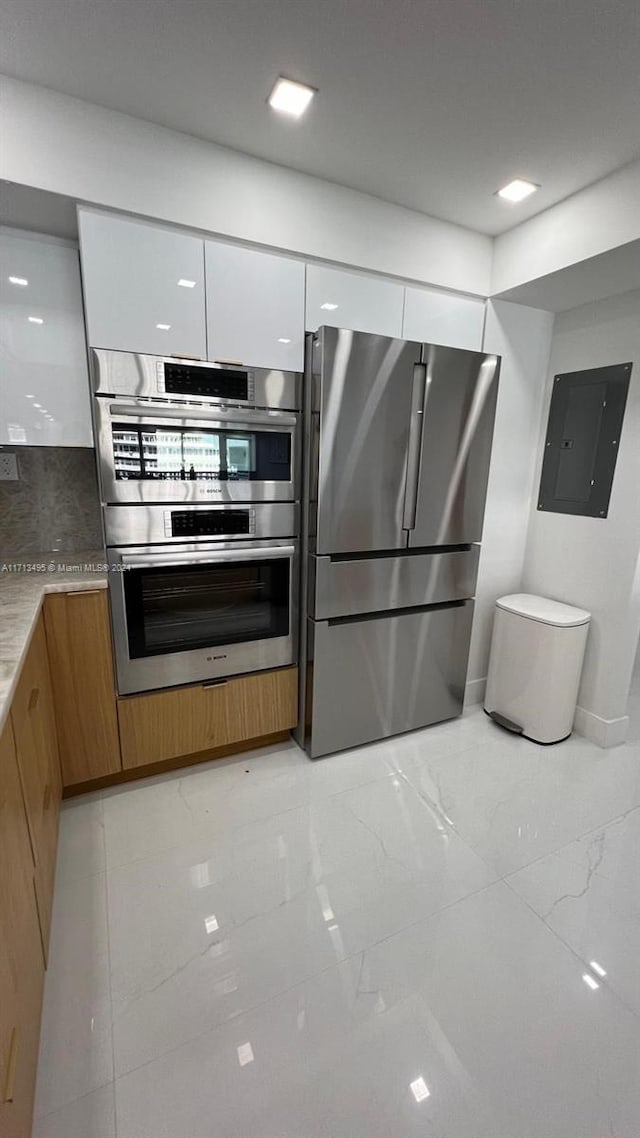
[
  {"left": 305, "top": 600, "right": 474, "bottom": 757},
  {"left": 310, "top": 546, "right": 480, "bottom": 620}
]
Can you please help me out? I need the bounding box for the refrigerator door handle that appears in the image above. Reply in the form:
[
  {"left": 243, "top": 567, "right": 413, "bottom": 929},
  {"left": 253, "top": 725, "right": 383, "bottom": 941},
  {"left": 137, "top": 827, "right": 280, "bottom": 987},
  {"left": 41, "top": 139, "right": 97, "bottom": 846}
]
[{"left": 402, "top": 363, "right": 427, "bottom": 531}]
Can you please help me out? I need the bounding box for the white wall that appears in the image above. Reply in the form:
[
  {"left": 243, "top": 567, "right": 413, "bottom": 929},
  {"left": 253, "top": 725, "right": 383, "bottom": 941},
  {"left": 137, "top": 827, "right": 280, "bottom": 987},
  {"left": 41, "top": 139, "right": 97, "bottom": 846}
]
[
  {"left": 0, "top": 75, "right": 491, "bottom": 297},
  {"left": 466, "top": 300, "right": 554, "bottom": 702},
  {"left": 0, "top": 229, "right": 92, "bottom": 447},
  {"left": 491, "top": 160, "right": 640, "bottom": 295},
  {"left": 522, "top": 289, "right": 640, "bottom": 745}
]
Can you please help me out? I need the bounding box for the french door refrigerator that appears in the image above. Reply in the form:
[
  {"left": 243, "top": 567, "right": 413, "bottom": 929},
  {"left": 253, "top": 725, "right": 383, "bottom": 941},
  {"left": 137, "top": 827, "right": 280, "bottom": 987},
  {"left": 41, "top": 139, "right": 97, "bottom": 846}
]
[{"left": 297, "top": 327, "right": 500, "bottom": 757}]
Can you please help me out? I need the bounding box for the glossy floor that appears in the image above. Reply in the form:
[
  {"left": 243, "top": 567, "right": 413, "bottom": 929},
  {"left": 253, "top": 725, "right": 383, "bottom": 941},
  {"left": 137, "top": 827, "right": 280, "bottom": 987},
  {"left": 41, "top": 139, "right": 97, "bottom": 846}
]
[{"left": 34, "top": 709, "right": 640, "bottom": 1137}]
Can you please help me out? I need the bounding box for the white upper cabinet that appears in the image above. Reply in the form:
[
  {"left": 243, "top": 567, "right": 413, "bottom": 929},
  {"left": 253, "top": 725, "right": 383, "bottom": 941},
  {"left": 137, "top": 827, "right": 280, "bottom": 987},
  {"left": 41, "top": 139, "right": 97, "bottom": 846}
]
[
  {"left": 78, "top": 210, "right": 206, "bottom": 359},
  {"left": 0, "top": 231, "right": 92, "bottom": 447},
  {"left": 402, "top": 285, "right": 485, "bottom": 350},
  {"left": 306, "top": 265, "right": 404, "bottom": 339},
  {"left": 205, "top": 242, "right": 305, "bottom": 372}
]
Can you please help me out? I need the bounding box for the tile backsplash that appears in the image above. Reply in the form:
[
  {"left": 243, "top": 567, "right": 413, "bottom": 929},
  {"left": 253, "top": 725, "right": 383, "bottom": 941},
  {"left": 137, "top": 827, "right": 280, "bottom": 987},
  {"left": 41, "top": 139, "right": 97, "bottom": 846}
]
[{"left": 0, "top": 446, "right": 103, "bottom": 555}]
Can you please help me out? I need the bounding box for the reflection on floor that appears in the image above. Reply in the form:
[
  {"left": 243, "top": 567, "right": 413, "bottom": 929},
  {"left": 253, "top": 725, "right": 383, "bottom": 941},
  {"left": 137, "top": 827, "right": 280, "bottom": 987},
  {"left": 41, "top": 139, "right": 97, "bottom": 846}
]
[{"left": 33, "top": 707, "right": 640, "bottom": 1138}]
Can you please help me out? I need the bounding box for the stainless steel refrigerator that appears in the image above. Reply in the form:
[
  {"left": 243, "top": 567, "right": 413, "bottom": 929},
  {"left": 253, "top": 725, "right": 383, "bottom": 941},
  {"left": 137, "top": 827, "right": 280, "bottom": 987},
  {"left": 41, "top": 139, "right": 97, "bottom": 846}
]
[{"left": 296, "top": 327, "right": 500, "bottom": 758}]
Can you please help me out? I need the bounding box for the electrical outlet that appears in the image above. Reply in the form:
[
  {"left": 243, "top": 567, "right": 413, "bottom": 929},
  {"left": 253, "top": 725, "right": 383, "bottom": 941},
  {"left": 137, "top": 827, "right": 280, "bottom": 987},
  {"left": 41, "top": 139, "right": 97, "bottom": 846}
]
[{"left": 0, "top": 453, "right": 19, "bottom": 481}]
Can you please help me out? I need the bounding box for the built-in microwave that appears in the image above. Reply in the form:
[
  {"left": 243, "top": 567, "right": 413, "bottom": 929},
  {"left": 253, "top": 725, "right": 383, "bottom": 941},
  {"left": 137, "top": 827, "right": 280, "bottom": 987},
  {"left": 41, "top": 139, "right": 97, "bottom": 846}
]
[{"left": 94, "top": 398, "right": 299, "bottom": 505}]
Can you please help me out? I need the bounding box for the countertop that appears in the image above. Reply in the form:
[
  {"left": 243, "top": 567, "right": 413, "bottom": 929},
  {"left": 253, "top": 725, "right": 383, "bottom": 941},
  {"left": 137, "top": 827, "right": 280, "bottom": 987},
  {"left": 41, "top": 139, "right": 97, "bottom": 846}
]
[{"left": 0, "top": 551, "right": 108, "bottom": 733}]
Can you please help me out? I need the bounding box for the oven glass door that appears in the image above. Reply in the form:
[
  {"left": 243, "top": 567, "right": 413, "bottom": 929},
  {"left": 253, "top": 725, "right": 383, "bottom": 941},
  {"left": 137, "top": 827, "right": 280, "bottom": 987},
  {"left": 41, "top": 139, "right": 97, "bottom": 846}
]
[
  {"left": 122, "top": 553, "right": 290, "bottom": 660},
  {"left": 112, "top": 423, "right": 291, "bottom": 485}
]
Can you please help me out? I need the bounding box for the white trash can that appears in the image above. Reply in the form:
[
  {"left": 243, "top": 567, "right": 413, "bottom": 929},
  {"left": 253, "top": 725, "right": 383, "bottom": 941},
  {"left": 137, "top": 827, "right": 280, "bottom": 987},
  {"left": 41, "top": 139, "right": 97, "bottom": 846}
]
[{"left": 484, "top": 593, "right": 591, "bottom": 744}]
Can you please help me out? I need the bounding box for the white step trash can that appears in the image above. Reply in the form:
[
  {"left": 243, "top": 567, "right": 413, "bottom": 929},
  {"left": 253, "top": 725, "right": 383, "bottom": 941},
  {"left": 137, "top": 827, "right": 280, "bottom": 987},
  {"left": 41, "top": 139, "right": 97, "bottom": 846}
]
[{"left": 484, "top": 594, "right": 591, "bottom": 744}]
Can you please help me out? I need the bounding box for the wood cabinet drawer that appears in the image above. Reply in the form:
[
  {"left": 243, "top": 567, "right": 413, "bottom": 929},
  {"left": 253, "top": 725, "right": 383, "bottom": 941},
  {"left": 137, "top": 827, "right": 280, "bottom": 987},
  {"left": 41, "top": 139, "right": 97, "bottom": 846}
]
[
  {"left": 10, "top": 615, "right": 61, "bottom": 960},
  {"left": 0, "top": 900, "right": 44, "bottom": 1138},
  {"left": 0, "top": 719, "right": 45, "bottom": 1138},
  {"left": 44, "top": 590, "right": 122, "bottom": 786},
  {"left": 118, "top": 666, "right": 298, "bottom": 769}
]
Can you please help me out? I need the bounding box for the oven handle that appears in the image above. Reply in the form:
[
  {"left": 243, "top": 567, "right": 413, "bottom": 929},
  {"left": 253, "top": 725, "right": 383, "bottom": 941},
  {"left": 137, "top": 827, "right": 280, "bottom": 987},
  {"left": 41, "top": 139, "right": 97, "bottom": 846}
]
[
  {"left": 109, "top": 403, "right": 297, "bottom": 428},
  {"left": 119, "top": 545, "right": 296, "bottom": 570}
]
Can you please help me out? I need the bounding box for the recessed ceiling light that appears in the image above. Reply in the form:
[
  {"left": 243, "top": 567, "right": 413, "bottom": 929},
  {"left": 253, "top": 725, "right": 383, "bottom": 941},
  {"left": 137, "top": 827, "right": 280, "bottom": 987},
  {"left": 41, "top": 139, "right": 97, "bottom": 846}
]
[
  {"left": 320, "top": 302, "right": 338, "bottom": 311},
  {"left": 582, "top": 973, "right": 600, "bottom": 991},
  {"left": 156, "top": 323, "right": 171, "bottom": 330},
  {"left": 9, "top": 275, "right": 28, "bottom": 286},
  {"left": 177, "top": 278, "right": 196, "bottom": 288},
  {"left": 33, "top": 402, "right": 42, "bottom": 409},
  {"left": 28, "top": 315, "right": 44, "bottom": 324},
  {"left": 277, "top": 337, "right": 292, "bottom": 344},
  {"left": 25, "top": 394, "right": 34, "bottom": 399},
  {"left": 268, "top": 76, "right": 316, "bottom": 118},
  {"left": 496, "top": 178, "right": 539, "bottom": 203}
]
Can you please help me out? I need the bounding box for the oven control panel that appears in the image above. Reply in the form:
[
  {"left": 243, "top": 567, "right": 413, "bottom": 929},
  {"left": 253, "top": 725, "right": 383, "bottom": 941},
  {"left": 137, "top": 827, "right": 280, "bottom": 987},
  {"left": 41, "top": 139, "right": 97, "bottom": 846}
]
[
  {"left": 164, "top": 508, "right": 256, "bottom": 539},
  {"left": 156, "top": 361, "right": 256, "bottom": 402}
]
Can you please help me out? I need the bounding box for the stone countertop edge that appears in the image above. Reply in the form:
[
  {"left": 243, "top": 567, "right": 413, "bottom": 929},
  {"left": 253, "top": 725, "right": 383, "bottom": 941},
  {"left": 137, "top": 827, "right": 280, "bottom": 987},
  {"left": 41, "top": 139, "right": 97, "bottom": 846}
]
[{"left": 0, "top": 552, "right": 109, "bottom": 736}]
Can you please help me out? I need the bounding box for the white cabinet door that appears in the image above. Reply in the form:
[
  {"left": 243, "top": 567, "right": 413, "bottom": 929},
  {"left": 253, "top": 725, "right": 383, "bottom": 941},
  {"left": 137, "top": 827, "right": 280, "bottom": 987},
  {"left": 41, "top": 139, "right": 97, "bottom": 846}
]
[
  {"left": 206, "top": 242, "right": 305, "bottom": 371},
  {"left": 306, "top": 265, "right": 404, "bottom": 338},
  {"left": 402, "top": 285, "right": 485, "bottom": 350},
  {"left": 0, "top": 232, "right": 92, "bottom": 447},
  {"left": 78, "top": 210, "right": 206, "bottom": 359}
]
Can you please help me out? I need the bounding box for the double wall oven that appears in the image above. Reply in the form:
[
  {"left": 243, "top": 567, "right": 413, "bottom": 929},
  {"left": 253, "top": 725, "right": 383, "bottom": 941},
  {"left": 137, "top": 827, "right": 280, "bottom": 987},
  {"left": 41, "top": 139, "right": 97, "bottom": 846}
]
[{"left": 92, "top": 350, "right": 300, "bottom": 695}]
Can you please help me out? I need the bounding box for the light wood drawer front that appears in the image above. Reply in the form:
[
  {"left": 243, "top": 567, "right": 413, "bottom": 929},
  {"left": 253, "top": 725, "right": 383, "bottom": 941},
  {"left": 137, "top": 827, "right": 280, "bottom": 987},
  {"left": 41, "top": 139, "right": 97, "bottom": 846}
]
[
  {"left": 118, "top": 667, "right": 298, "bottom": 769},
  {"left": 0, "top": 899, "right": 45, "bottom": 1138},
  {"left": 0, "top": 721, "right": 34, "bottom": 934},
  {"left": 44, "top": 590, "right": 122, "bottom": 786},
  {"left": 10, "top": 615, "right": 62, "bottom": 960},
  {"left": 0, "top": 720, "right": 46, "bottom": 1138}
]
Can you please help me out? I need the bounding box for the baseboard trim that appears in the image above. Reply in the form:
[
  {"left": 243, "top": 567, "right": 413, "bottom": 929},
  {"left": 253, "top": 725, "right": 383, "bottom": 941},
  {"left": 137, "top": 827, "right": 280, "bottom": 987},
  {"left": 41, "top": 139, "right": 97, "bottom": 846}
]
[
  {"left": 464, "top": 676, "right": 486, "bottom": 708},
  {"left": 62, "top": 731, "right": 292, "bottom": 797},
  {"left": 574, "top": 706, "right": 629, "bottom": 748}
]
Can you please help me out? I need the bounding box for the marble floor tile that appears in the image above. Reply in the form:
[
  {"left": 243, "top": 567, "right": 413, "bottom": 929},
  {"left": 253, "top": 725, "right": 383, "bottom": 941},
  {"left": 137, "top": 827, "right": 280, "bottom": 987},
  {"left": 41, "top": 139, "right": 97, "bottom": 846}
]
[
  {"left": 54, "top": 794, "right": 106, "bottom": 884},
  {"left": 32, "top": 1084, "right": 116, "bottom": 1138},
  {"left": 108, "top": 773, "right": 495, "bottom": 1075},
  {"left": 393, "top": 725, "right": 640, "bottom": 874},
  {"left": 34, "top": 872, "right": 113, "bottom": 1118},
  {"left": 507, "top": 804, "right": 640, "bottom": 1016},
  {"left": 114, "top": 883, "right": 640, "bottom": 1138},
  {"left": 35, "top": 709, "right": 640, "bottom": 1136},
  {"left": 102, "top": 738, "right": 399, "bottom": 870}
]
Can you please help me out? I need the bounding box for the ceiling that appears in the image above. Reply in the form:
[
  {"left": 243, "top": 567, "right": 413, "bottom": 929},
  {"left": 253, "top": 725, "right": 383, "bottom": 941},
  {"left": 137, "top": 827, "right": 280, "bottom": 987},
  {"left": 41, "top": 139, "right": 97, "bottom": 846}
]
[{"left": 1, "top": 0, "right": 639, "bottom": 236}]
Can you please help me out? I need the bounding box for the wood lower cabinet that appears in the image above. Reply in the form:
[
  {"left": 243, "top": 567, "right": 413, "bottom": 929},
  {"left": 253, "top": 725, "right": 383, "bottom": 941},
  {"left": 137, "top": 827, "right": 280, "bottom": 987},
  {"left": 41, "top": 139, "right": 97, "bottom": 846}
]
[
  {"left": 10, "top": 614, "right": 62, "bottom": 959},
  {"left": 118, "top": 666, "right": 298, "bottom": 769},
  {"left": 44, "top": 589, "right": 122, "bottom": 786},
  {"left": 0, "top": 719, "right": 45, "bottom": 1138}
]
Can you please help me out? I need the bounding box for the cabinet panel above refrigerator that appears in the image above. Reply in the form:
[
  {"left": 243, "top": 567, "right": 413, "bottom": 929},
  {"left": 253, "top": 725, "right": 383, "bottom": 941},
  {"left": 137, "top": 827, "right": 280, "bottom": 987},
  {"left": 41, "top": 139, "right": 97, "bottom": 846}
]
[{"left": 314, "top": 327, "right": 420, "bottom": 554}]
